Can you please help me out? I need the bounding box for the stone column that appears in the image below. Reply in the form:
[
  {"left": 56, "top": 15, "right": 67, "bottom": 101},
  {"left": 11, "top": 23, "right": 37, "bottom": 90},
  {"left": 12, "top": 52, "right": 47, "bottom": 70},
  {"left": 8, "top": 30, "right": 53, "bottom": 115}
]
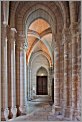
[
  {"left": 68, "top": 41, "right": 72, "bottom": 116},
  {"left": 59, "top": 44, "right": 64, "bottom": 113},
  {"left": 1, "top": 23, "right": 9, "bottom": 121},
  {"left": 16, "top": 40, "right": 21, "bottom": 116},
  {"left": 49, "top": 66, "right": 53, "bottom": 97},
  {"left": 7, "top": 27, "right": 17, "bottom": 119},
  {"left": 18, "top": 35, "right": 27, "bottom": 114},
  {"left": 27, "top": 65, "right": 32, "bottom": 100},
  {"left": 69, "top": 1, "right": 79, "bottom": 120},
  {"left": 52, "top": 46, "right": 61, "bottom": 114},
  {"left": 63, "top": 42, "right": 69, "bottom": 117},
  {"left": 27, "top": 64, "right": 30, "bottom": 100},
  {"left": 69, "top": 1, "right": 78, "bottom": 24},
  {"left": 7, "top": 27, "right": 12, "bottom": 119},
  {"left": 49, "top": 67, "right": 52, "bottom": 97},
  {"left": 29, "top": 69, "right": 32, "bottom": 99},
  {"left": 70, "top": 24, "right": 78, "bottom": 120},
  {"left": 62, "top": 28, "right": 72, "bottom": 118},
  {"left": 23, "top": 41, "right": 27, "bottom": 111},
  {"left": 76, "top": 32, "right": 81, "bottom": 120}
]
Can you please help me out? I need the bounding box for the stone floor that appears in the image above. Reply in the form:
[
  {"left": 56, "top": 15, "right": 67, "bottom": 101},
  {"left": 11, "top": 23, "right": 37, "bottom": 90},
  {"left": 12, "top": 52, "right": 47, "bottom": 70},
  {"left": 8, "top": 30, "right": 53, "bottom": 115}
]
[{"left": 8, "top": 96, "right": 73, "bottom": 121}]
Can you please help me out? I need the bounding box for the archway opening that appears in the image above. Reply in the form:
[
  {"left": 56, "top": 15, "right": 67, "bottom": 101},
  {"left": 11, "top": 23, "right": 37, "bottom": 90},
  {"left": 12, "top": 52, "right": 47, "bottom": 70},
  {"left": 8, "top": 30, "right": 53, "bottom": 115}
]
[
  {"left": 36, "top": 67, "right": 48, "bottom": 95},
  {"left": 27, "top": 18, "right": 53, "bottom": 99}
]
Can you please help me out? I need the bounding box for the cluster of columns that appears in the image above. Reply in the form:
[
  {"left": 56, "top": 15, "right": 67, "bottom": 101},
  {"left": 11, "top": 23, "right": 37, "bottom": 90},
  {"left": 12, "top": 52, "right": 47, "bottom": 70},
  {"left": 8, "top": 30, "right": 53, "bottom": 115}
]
[
  {"left": 52, "top": 1, "right": 81, "bottom": 120},
  {"left": 53, "top": 27, "right": 81, "bottom": 121},
  {"left": 1, "top": 1, "right": 81, "bottom": 121},
  {"left": 1, "top": 23, "right": 9, "bottom": 121},
  {"left": 7, "top": 26, "right": 17, "bottom": 119},
  {"left": 69, "top": 1, "right": 81, "bottom": 120},
  {"left": 52, "top": 45, "right": 60, "bottom": 114},
  {"left": 1, "top": 22, "right": 28, "bottom": 121}
]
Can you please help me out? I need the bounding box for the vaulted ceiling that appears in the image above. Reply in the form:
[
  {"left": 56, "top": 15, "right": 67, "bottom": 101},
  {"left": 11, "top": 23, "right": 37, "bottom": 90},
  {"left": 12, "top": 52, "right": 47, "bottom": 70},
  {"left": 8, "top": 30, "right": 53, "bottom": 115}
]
[
  {"left": 8, "top": 1, "right": 70, "bottom": 66},
  {"left": 8, "top": 1, "right": 80, "bottom": 66},
  {"left": 27, "top": 18, "right": 52, "bottom": 65}
]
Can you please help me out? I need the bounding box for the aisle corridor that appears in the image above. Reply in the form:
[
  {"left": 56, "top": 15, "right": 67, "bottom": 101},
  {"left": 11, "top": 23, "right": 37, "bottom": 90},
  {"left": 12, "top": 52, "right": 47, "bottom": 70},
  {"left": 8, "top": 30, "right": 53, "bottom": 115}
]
[
  {"left": 9, "top": 96, "right": 71, "bottom": 121},
  {"left": 1, "top": 1, "right": 81, "bottom": 121}
]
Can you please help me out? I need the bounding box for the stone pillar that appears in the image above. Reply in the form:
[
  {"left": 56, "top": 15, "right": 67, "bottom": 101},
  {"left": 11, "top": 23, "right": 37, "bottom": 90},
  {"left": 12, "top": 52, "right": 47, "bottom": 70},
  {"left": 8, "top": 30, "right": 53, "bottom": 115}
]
[
  {"left": 68, "top": 41, "right": 72, "bottom": 116},
  {"left": 27, "top": 64, "right": 30, "bottom": 100},
  {"left": 76, "top": 33, "right": 81, "bottom": 120},
  {"left": 1, "top": 23, "right": 9, "bottom": 121},
  {"left": 7, "top": 28, "right": 12, "bottom": 119},
  {"left": 49, "top": 66, "right": 53, "bottom": 97},
  {"left": 70, "top": 24, "right": 78, "bottom": 120},
  {"left": 69, "top": 1, "right": 78, "bottom": 24},
  {"left": 24, "top": 42, "right": 27, "bottom": 109},
  {"left": 29, "top": 69, "right": 32, "bottom": 99},
  {"left": 69, "top": 1, "right": 80, "bottom": 120},
  {"left": 59, "top": 44, "right": 64, "bottom": 112},
  {"left": 16, "top": 39, "right": 21, "bottom": 116},
  {"left": 62, "top": 28, "right": 72, "bottom": 118},
  {"left": 63, "top": 42, "right": 69, "bottom": 117},
  {"left": 52, "top": 46, "right": 61, "bottom": 114},
  {"left": 27, "top": 65, "right": 32, "bottom": 100},
  {"left": 18, "top": 34, "right": 27, "bottom": 115},
  {"left": 7, "top": 27, "right": 17, "bottom": 119}
]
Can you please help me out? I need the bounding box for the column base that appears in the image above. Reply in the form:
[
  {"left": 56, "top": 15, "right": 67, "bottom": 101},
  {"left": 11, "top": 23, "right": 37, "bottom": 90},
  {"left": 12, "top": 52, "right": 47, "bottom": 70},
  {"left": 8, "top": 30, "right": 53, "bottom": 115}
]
[
  {"left": 51, "top": 105, "right": 62, "bottom": 115},
  {"left": 1, "top": 108, "right": 6, "bottom": 121},
  {"left": 11, "top": 106, "right": 17, "bottom": 119},
  {"left": 62, "top": 106, "right": 71, "bottom": 118},
  {"left": 19, "top": 105, "right": 27, "bottom": 115},
  {"left": 16, "top": 105, "right": 21, "bottom": 116},
  {"left": 70, "top": 108, "right": 81, "bottom": 121},
  {"left": 8, "top": 107, "right": 13, "bottom": 119},
  {"left": 1, "top": 108, "right": 9, "bottom": 121}
]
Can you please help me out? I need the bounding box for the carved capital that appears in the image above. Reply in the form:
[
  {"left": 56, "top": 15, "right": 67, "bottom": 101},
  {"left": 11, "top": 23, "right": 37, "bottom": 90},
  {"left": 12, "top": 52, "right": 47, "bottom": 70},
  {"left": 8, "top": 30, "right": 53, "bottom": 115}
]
[
  {"left": 16, "top": 34, "right": 28, "bottom": 50},
  {"left": 3, "top": 21, "right": 8, "bottom": 25},
  {"left": 55, "top": 32, "right": 62, "bottom": 46},
  {"left": 7, "top": 26, "right": 17, "bottom": 43},
  {"left": 1, "top": 23, "right": 7, "bottom": 40},
  {"left": 70, "top": 22, "right": 79, "bottom": 35},
  {"left": 62, "top": 27, "right": 71, "bottom": 44}
]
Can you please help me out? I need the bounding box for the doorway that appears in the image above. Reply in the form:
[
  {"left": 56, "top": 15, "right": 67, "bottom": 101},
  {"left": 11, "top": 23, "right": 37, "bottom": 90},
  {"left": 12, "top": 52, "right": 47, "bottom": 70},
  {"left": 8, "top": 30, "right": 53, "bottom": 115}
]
[{"left": 37, "top": 76, "right": 48, "bottom": 95}]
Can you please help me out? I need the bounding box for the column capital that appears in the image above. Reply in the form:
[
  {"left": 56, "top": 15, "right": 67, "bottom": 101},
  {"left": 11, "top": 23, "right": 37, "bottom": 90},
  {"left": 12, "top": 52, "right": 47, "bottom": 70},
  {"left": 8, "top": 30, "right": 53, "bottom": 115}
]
[
  {"left": 70, "top": 22, "right": 79, "bottom": 35},
  {"left": 69, "top": 1, "right": 78, "bottom": 23},
  {"left": 55, "top": 32, "right": 62, "bottom": 46},
  {"left": 2, "top": 21, "right": 8, "bottom": 27},
  {"left": 1, "top": 22, "right": 8, "bottom": 41},
  {"left": 16, "top": 34, "right": 28, "bottom": 51},
  {"left": 7, "top": 26, "right": 17, "bottom": 43},
  {"left": 62, "top": 27, "right": 71, "bottom": 45}
]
